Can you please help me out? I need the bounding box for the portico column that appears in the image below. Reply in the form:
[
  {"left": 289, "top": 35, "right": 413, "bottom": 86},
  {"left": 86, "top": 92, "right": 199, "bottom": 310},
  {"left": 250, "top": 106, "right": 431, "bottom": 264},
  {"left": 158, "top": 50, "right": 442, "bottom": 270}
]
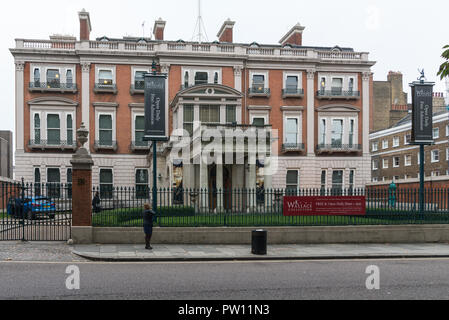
[
  {"left": 306, "top": 69, "right": 316, "bottom": 156},
  {"left": 15, "top": 61, "right": 25, "bottom": 153},
  {"left": 362, "top": 72, "right": 372, "bottom": 187},
  {"left": 264, "top": 157, "right": 273, "bottom": 208},
  {"left": 81, "top": 62, "right": 91, "bottom": 152}
]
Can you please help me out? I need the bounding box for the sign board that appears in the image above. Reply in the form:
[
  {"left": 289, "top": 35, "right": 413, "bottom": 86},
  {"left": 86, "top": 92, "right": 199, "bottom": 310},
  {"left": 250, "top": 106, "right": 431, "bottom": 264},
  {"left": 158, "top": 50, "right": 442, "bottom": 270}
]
[
  {"left": 283, "top": 196, "right": 366, "bottom": 216},
  {"left": 144, "top": 74, "right": 168, "bottom": 141},
  {"left": 410, "top": 82, "right": 434, "bottom": 144}
]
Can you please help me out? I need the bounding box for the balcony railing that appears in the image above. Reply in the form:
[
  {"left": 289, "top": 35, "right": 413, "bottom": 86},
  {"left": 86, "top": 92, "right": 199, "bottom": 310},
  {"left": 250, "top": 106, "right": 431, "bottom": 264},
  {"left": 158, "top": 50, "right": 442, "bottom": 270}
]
[
  {"left": 316, "top": 88, "right": 360, "bottom": 99},
  {"left": 130, "top": 82, "right": 145, "bottom": 94},
  {"left": 130, "top": 140, "right": 150, "bottom": 151},
  {"left": 15, "top": 39, "right": 371, "bottom": 64},
  {"left": 29, "top": 82, "right": 77, "bottom": 93},
  {"left": 94, "top": 83, "right": 118, "bottom": 94},
  {"left": 28, "top": 139, "right": 77, "bottom": 150},
  {"left": 282, "top": 143, "right": 305, "bottom": 153},
  {"left": 248, "top": 87, "right": 271, "bottom": 97},
  {"left": 94, "top": 140, "right": 118, "bottom": 151},
  {"left": 316, "top": 143, "right": 362, "bottom": 153},
  {"left": 282, "top": 88, "right": 304, "bottom": 98}
]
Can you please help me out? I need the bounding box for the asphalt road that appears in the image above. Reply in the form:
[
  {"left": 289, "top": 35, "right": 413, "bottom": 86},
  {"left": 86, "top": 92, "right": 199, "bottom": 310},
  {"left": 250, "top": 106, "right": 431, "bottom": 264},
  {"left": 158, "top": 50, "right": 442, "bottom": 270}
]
[{"left": 1, "top": 258, "right": 449, "bottom": 300}]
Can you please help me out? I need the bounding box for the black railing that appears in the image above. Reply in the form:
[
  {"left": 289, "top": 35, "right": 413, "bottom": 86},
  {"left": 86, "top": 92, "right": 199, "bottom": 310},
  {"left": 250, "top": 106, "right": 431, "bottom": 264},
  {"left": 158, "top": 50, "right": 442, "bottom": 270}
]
[
  {"left": 317, "top": 144, "right": 362, "bottom": 152},
  {"left": 28, "top": 139, "right": 77, "bottom": 150},
  {"left": 94, "top": 83, "right": 117, "bottom": 93},
  {"left": 29, "top": 82, "right": 77, "bottom": 91},
  {"left": 316, "top": 89, "right": 360, "bottom": 98},
  {"left": 89, "top": 186, "right": 449, "bottom": 228},
  {"left": 248, "top": 87, "right": 271, "bottom": 96},
  {"left": 282, "top": 88, "right": 304, "bottom": 96},
  {"left": 130, "top": 81, "right": 145, "bottom": 93},
  {"left": 282, "top": 143, "right": 305, "bottom": 152}
]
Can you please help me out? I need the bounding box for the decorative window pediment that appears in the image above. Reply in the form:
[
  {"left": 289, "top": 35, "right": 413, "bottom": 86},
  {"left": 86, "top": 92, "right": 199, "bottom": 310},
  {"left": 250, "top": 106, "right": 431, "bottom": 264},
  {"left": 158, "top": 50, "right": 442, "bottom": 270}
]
[
  {"left": 27, "top": 97, "right": 79, "bottom": 107},
  {"left": 316, "top": 104, "right": 360, "bottom": 113}
]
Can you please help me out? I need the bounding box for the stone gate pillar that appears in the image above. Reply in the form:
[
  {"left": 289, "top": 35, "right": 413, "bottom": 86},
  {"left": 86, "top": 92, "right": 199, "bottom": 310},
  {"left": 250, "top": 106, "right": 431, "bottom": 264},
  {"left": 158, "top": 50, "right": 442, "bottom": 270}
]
[{"left": 70, "top": 123, "right": 94, "bottom": 244}]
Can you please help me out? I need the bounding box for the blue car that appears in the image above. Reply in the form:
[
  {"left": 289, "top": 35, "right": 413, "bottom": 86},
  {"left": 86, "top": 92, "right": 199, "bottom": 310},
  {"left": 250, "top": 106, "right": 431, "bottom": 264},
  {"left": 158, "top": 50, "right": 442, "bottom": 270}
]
[{"left": 7, "top": 197, "right": 56, "bottom": 220}]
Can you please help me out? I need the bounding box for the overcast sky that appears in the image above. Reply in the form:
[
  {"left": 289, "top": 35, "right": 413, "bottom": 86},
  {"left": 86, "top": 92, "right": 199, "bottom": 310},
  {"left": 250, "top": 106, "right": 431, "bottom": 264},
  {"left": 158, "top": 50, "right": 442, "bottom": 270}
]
[{"left": 1, "top": 0, "right": 448, "bottom": 135}]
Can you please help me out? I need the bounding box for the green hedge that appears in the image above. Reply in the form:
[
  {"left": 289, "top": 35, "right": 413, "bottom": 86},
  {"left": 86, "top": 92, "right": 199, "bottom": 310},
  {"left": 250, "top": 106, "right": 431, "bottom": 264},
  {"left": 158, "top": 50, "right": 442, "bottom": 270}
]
[{"left": 92, "top": 206, "right": 196, "bottom": 225}]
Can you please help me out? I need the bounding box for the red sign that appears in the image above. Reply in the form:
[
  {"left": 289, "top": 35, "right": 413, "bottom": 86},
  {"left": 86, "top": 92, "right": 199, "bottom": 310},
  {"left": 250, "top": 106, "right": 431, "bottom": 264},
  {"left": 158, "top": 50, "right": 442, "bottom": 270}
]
[{"left": 283, "top": 196, "right": 366, "bottom": 216}]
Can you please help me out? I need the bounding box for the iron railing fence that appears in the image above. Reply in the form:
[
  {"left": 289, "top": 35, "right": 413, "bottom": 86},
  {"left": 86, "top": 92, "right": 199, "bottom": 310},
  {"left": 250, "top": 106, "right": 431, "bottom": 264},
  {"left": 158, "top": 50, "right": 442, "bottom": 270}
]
[
  {"left": 91, "top": 187, "right": 449, "bottom": 228},
  {"left": 0, "top": 181, "right": 72, "bottom": 241}
]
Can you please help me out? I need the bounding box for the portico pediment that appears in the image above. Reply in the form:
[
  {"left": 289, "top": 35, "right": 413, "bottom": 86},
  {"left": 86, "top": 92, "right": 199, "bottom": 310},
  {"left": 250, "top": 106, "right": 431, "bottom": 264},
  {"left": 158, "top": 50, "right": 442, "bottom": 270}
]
[{"left": 171, "top": 84, "right": 243, "bottom": 108}]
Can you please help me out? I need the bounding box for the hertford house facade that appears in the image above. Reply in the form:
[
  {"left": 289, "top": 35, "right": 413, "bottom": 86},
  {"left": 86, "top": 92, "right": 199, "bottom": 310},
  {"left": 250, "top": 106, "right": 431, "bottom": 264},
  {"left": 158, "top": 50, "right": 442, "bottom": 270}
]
[{"left": 11, "top": 9, "right": 375, "bottom": 198}]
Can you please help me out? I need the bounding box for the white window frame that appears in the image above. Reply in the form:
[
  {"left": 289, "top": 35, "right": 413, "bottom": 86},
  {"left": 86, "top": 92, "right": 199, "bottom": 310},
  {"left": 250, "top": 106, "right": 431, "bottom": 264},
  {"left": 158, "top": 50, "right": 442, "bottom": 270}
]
[
  {"left": 372, "top": 141, "right": 378, "bottom": 152},
  {"left": 131, "top": 110, "right": 145, "bottom": 142},
  {"left": 131, "top": 66, "right": 151, "bottom": 84},
  {"left": 283, "top": 112, "right": 302, "bottom": 145},
  {"left": 95, "top": 108, "right": 117, "bottom": 143},
  {"left": 393, "top": 136, "right": 400, "bottom": 148},
  {"left": 317, "top": 73, "right": 359, "bottom": 91},
  {"left": 433, "top": 127, "right": 440, "bottom": 139},
  {"left": 283, "top": 72, "right": 303, "bottom": 91},
  {"left": 95, "top": 65, "right": 116, "bottom": 85},
  {"left": 446, "top": 148, "right": 449, "bottom": 161},
  {"left": 372, "top": 160, "right": 378, "bottom": 171},
  {"left": 249, "top": 70, "right": 269, "bottom": 89},
  {"left": 393, "top": 156, "right": 400, "bottom": 168},
  {"left": 446, "top": 124, "right": 449, "bottom": 137},
  {"left": 383, "top": 158, "right": 389, "bottom": 169},
  {"left": 405, "top": 155, "right": 412, "bottom": 167},
  {"left": 372, "top": 177, "right": 378, "bottom": 183},
  {"left": 318, "top": 115, "right": 359, "bottom": 146},
  {"left": 286, "top": 169, "right": 300, "bottom": 190},
  {"left": 249, "top": 110, "right": 269, "bottom": 126},
  {"left": 29, "top": 64, "right": 76, "bottom": 84},
  {"left": 432, "top": 171, "right": 440, "bottom": 177},
  {"left": 181, "top": 67, "right": 222, "bottom": 87},
  {"left": 404, "top": 134, "right": 411, "bottom": 145},
  {"left": 30, "top": 107, "right": 75, "bottom": 142},
  {"left": 431, "top": 150, "right": 440, "bottom": 163},
  {"left": 382, "top": 139, "right": 389, "bottom": 149}
]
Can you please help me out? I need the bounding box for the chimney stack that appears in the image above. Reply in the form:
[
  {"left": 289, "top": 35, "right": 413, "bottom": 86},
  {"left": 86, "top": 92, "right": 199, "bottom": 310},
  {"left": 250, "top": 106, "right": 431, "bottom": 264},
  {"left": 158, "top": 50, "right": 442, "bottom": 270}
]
[
  {"left": 217, "top": 19, "right": 235, "bottom": 43},
  {"left": 78, "top": 9, "right": 92, "bottom": 41},
  {"left": 153, "top": 18, "right": 166, "bottom": 41},
  {"left": 279, "top": 23, "right": 305, "bottom": 46}
]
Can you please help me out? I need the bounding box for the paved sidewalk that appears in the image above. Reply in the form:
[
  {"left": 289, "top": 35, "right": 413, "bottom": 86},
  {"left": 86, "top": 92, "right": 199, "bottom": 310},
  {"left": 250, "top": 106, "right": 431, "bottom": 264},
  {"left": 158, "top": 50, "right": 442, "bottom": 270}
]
[{"left": 72, "top": 243, "right": 449, "bottom": 261}]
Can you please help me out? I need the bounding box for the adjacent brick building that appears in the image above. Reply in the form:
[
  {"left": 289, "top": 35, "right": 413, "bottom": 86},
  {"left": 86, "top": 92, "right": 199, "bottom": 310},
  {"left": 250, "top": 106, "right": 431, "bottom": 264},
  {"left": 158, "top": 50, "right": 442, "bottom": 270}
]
[
  {"left": 370, "top": 112, "right": 449, "bottom": 186},
  {"left": 10, "top": 9, "right": 376, "bottom": 199},
  {"left": 0, "top": 131, "right": 13, "bottom": 180}
]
